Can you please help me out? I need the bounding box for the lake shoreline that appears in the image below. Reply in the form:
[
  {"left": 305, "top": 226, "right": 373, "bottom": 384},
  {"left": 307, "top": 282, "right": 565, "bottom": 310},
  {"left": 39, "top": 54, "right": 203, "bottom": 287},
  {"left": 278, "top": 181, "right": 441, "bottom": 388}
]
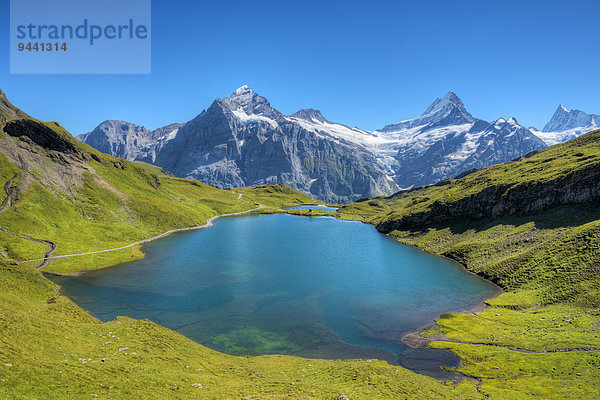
[
  {"left": 42, "top": 205, "right": 503, "bottom": 382},
  {"left": 41, "top": 204, "right": 339, "bottom": 276},
  {"left": 331, "top": 214, "right": 504, "bottom": 353},
  {"left": 32, "top": 205, "right": 267, "bottom": 276}
]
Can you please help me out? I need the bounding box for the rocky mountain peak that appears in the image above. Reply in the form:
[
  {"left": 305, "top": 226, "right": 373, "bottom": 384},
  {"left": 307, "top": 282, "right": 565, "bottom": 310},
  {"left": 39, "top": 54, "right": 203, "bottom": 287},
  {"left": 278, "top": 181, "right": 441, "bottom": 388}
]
[
  {"left": 100, "top": 120, "right": 143, "bottom": 131},
  {"left": 419, "top": 91, "right": 475, "bottom": 128},
  {"left": 77, "top": 119, "right": 182, "bottom": 162},
  {"left": 217, "top": 85, "right": 282, "bottom": 121},
  {"left": 227, "top": 85, "right": 257, "bottom": 106},
  {"left": 543, "top": 104, "right": 599, "bottom": 133},
  {"left": 544, "top": 104, "right": 570, "bottom": 123},
  {"left": 0, "top": 88, "right": 6, "bottom": 99},
  {"left": 485, "top": 117, "right": 546, "bottom": 146},
  {"left": 422, "top": 91, "right": 466, "bottom": 116},
  {"left": 232, "top": 84, "right": 252, "bottom": 95},
  {"left": 290, "top": 109, "right": 327, "bottom": 123},
  {"left": 379, "top": 91, "right": 474, "bottom": 133},
  {"left": 492, "top": 117, "right": 529, "bottom": 132}
]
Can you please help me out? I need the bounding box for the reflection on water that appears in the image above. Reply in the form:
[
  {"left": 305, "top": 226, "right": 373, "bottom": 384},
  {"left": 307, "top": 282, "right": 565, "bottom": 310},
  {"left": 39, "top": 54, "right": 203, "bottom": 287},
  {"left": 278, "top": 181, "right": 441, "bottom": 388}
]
[{"left": 49, "top": 213, "right": 497, "bottom": 379}]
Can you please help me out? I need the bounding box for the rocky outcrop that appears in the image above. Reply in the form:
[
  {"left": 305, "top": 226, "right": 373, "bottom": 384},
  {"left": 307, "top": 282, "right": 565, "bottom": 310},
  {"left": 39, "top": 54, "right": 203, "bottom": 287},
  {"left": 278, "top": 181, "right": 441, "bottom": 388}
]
[
  {"left": 4, "top": 120, "right": 81, "bottom": 155},
  {"left": 0, "top": 90, "right": 29, "bottom": 125}
]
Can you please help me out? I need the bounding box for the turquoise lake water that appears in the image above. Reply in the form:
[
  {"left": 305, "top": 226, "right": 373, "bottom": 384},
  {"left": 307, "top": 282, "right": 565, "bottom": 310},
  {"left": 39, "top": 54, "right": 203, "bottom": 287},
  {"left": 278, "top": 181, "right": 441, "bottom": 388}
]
[{"left": 49, "top": 213, "right": 498, "bottom": 378}]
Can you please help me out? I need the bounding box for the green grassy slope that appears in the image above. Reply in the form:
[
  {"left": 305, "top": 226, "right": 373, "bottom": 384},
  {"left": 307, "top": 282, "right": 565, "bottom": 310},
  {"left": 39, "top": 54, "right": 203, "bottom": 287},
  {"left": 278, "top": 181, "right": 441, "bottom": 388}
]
[
  {"left": 337, "top": 130, "right": 600, "bottom": 398},
  {"left": 0, "top": 92, "right": 457, "bottom": 399}
]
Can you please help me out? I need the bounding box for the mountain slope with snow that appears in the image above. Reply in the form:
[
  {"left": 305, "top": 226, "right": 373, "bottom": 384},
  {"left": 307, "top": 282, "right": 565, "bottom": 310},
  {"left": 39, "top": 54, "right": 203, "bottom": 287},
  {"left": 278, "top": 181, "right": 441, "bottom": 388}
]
[
  {"left": 143, "top": 86, "right": 397, "bottom": 203},
  {"left": 373, "top": 93, "right": 547, "bottom": 188},
  {"left": 532, "top": 105, "right": 600, "bottom": 146},
  {"left": 81, "top": 87, "right": 595, "bottom": 200}
]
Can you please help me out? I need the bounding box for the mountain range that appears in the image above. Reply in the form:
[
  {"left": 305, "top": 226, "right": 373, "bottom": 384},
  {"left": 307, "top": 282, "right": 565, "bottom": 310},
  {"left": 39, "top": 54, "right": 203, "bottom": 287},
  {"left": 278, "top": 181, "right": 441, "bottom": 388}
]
[{"left": 77, "top": 86, "right": 599, "bottom": 202}]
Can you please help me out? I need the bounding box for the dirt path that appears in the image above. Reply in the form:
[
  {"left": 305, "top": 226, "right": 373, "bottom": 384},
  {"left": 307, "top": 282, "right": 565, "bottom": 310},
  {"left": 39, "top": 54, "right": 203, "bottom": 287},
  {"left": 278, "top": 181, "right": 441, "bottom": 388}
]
[
  {"left": 0, "top": 227, "right": 57, "bottom": 269},
  {"left": 0, "top": 174, "right": 58, "bottom": 269},
  {"left": 21, "top": 205, "right": 264, "bottom": 267}
]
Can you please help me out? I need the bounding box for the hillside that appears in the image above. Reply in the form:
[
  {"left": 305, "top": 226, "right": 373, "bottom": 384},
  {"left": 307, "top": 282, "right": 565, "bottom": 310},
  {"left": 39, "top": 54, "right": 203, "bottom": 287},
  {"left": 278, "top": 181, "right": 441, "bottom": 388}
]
[
  {"left": 0, "top": 90, "right": 319, "bottom": 274},
  {"left": 0, "top": 92, "right": 461, "bottom": 399},
  {"left": 337, "top": 130, "right": 600, "bottom": 398}
]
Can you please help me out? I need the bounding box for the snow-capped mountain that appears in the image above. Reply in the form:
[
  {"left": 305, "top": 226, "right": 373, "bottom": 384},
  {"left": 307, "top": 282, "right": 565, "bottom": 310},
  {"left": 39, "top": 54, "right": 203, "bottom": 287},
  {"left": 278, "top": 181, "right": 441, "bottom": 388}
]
[
  {"left": 84, "top": 86, "right": 397, "bottom": 203},
  {"left": 466, "top": 117, "right": 547, "bottom": 167},
  {"left": 372, "top": 93, "right": 546, "bottom": 188},
  {"left": 532, "top": 105, "right": 600, "bottom": 146},
  {"left": 78, "top": 86, "right": 556, "bottom": 201},
  {"left": 284, "top": 107, "right": 398, "bottom": 177},
  {"left": 288, "top": 108, "right": 383, "bottom": 148},
  {"left": 379, "top": 92, "right": 478, "bottom": 135}
]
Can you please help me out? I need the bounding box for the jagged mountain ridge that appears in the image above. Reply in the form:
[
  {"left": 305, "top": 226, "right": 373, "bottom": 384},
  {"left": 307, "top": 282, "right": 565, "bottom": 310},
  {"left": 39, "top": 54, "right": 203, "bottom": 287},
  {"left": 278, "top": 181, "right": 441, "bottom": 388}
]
[
  {"left": 150, "top": 86, "right": 398, "bottom": 203},
  {"left": 77, "top": 120, "right": 183, "bottom": 163},
  {"left": 379, "top": 92, "right": 476, "bottom": 134},
  {"left": 77, "top": 86, "right": 598, "bottom": 199},
  {"left": 543, "top": 105, "right": 599, "bottom": 132},
  {"left": 372, "top": 93, "right": 547, "bottom": 188},
  {"left": 532, "top": 104, "right": 600, "bottom": 146}
]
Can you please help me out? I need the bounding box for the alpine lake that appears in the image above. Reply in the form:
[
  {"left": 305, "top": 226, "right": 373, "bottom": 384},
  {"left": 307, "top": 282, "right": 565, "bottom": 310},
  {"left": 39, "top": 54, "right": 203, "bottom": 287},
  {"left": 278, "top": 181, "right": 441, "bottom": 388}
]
[{"left": 49, "top": 208, "right": 498, "bottom": 379}]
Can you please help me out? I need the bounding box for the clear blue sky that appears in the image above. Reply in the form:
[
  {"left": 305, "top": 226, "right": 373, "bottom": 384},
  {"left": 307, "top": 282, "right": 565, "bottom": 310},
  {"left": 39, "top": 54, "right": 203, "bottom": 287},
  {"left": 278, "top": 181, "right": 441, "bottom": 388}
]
[{"left": 1, "top": 0, "right": 599, "bottom": 134}]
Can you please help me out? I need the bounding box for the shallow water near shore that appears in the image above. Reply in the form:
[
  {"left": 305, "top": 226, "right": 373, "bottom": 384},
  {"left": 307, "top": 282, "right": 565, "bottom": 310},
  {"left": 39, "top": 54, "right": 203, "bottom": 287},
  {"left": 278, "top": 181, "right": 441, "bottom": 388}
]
[{"left": 49, "top": 213, "right": 498, "bottom": 379}]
